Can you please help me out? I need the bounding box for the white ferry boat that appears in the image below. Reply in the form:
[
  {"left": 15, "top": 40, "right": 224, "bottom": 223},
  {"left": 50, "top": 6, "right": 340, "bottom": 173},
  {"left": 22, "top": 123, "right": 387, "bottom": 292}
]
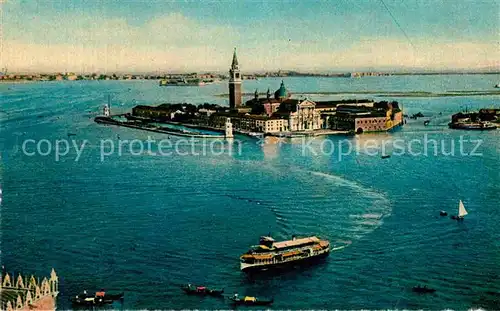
[{"left": 240, "top": 236, "right": 330, "bottom": 272}]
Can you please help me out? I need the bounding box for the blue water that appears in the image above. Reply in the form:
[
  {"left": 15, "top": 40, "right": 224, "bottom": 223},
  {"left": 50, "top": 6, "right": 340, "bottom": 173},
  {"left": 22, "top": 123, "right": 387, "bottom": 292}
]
[{"left": 1, "top": 75, "right": 499, "bottom": 310}]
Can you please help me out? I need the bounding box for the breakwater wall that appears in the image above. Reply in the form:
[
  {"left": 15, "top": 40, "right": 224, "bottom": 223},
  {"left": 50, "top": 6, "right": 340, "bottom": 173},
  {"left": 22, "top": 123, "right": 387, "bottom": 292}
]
[{"left": 94, "top": 117, "right": 226, "bottom": 138}]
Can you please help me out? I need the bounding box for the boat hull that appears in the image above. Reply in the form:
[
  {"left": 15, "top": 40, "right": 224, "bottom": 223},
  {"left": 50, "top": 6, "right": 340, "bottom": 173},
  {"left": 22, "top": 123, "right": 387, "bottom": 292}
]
[
  {"left": 412, "top": 288, "right": 436, "bottom": 293},
  {"left": 448, "top": 123, "right": 497, "bottom": 130},
  {"left": 181, "top": 286, "right": 223, "bottom": 296},
  {"left": 241, "top": 250, "right": 329, "bottom": 273},
  {"left": 229, "top": 298, "right": 273, "bottom": 306},
  {"left": 70, "top": 293, "right": 123, "bottom": 306}
]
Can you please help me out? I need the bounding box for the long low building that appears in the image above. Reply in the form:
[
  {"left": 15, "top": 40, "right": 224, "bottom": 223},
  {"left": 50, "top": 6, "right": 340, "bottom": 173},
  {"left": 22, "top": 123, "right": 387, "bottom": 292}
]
[
  {"left": 330, "top": 101, "right": 403, "bottom": 133},
  {"left": 210, "top": 112, "right": 288, "bottom": 133}
]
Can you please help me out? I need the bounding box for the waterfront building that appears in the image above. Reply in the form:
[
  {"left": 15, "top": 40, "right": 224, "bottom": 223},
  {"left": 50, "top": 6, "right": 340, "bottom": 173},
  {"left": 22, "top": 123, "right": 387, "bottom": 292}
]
[
  {"left": 210, "top": 113, "right": 288, "bottom": 133},
  {"left": 0, "top": 268, "right": 59, "bottom": 311},
  {"left": 132, "top": 104, "right": 175, "bottom": 120},
  {"left": 329, "top": 102, "right": 403, "bottom": 133},
  {"left": 229, "top": 48, "right": 242, "bottom": 110}
]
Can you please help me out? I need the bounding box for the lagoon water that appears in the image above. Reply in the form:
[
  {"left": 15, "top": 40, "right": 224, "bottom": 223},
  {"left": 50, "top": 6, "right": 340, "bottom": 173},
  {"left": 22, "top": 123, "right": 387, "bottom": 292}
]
[{"left": 1, "top": 75, "right": 499, "bottom": 310}]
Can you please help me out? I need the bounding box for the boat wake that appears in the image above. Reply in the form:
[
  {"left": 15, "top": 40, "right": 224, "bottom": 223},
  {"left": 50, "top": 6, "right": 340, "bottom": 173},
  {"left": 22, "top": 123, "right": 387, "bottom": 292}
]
[
  {"left": 284, "top": 169, "right": 392, "bottom": 242},
  {"left": 203, "top": 161, "right": 391, "bottom": 248}
]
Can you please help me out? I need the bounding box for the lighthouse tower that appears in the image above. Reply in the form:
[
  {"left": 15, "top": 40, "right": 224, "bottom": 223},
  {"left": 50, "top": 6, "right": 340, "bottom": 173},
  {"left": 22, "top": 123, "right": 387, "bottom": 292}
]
[
  {"left": 225, "top": 118, "right": 234, "bottom": 138},
  {"left": 103, "top": 104, "right": 110, "bottom": 117}
]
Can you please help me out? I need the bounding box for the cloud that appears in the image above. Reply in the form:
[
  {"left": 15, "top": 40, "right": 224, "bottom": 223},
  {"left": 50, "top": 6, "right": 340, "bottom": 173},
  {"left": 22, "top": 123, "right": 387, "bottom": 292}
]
[
  {"left": 2, "top": 12, "right": 499, "bottom": 73},
  {"left": 237, "top": 39, "right": 499, "bottom": 71}
]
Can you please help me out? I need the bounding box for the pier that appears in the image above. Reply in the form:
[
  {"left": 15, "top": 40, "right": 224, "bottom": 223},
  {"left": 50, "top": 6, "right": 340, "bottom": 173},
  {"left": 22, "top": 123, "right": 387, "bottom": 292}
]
[{"left": 94, "top": 116, "right": 226, "bottom": 139}]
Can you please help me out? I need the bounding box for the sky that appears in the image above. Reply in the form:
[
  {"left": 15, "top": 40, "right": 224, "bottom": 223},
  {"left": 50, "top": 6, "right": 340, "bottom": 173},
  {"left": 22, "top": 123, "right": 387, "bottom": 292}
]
[{"left": 1, "top": 0, "right": 499, "bottom": 73}]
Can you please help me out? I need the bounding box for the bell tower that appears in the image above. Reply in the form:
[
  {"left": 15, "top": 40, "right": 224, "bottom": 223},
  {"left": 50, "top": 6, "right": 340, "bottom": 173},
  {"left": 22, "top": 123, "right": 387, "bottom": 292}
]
[{"left": 229, "top": 48, "right": 242, "bottom": 109}]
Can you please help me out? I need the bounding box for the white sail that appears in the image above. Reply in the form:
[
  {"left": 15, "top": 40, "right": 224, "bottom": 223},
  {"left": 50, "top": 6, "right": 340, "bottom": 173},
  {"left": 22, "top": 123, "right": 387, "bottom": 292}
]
[{"left": 458, "top": 200, "right": 468, "bottom": 217}]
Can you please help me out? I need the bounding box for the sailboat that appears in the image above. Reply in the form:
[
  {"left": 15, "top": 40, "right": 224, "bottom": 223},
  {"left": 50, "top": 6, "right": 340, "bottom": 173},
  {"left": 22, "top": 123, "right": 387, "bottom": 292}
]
[{"left": 451, "top": 200, "right": 468, "bottom": 220}]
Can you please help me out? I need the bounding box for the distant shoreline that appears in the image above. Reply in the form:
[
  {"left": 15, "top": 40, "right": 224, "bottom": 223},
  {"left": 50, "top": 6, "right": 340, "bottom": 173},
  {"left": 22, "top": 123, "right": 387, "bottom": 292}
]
[
  {"left": 2, "top": 71, "right": 499, "bottom": 86},
  {"left": 1, "top": 71, "right": 499, "bottom": 83},
  {"left": 216, "top": 90, "right": 500, "bottom": 98}
]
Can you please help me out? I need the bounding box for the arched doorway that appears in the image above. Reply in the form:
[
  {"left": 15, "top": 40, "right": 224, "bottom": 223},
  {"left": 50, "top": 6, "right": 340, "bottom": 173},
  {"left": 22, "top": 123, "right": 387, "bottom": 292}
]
[{"left": 356, "top": 127, "right": 364, "bottom": 134}]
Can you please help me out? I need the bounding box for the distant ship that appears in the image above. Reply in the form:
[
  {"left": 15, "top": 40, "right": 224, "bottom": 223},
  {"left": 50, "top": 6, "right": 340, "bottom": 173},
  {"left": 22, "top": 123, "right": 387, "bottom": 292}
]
[
  {"left": 159, "top": 79, "right": 209, "bottom": 86},
  {"left": 240, "top": 236, "right": 330, "bottom": 272}
]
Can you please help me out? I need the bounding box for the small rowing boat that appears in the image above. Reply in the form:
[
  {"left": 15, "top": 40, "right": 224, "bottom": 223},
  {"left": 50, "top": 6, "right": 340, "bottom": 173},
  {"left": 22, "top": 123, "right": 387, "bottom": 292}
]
[
  {"left": 70, "top": 290, "right": 123, "bottom": 306},
  {"left": 412, "top": 285, "right": 436, "bottom": 293},
  {"left": 181, "top": 284, "right": 224, "bottom": 296},
  {"left": 229, "top": 294, "right": 273, "bottom": 306}
]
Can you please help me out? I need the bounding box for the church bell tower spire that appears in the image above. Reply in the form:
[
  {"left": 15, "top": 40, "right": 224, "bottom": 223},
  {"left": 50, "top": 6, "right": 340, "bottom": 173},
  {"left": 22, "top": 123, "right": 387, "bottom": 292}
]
[{"left": 229, "top": 48, "right": 242, "bottom": 109}]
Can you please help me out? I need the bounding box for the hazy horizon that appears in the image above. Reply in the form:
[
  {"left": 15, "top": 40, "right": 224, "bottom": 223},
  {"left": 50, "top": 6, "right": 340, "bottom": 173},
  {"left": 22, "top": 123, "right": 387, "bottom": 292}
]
[{"left": 2, "top": 0, "right": 499, "bottom": 73}]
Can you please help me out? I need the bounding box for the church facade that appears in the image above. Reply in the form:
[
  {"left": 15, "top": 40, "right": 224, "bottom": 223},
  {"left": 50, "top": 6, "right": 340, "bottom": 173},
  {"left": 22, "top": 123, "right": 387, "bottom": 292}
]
[{"left": 287, "top": 99, "right": 323, "bottom": 131}]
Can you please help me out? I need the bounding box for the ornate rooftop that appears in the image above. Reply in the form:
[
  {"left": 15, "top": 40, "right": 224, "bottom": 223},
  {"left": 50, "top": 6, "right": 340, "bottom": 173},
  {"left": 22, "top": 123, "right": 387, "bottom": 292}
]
[{"left": 0, "top": 268, "right": 58, "bottom": 311}]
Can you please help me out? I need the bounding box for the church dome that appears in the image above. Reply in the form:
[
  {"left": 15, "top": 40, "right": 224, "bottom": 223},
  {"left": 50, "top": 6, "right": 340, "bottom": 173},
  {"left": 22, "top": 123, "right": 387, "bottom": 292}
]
[{"left": 274, "top": 80, "right": 290, "bottom": 100}]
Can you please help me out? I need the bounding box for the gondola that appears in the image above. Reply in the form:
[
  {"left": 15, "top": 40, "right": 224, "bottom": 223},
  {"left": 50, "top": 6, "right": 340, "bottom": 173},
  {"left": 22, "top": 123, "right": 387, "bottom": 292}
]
[
  {"left": 181, "top": 284, "right": 224, "bottom": 296},
  {"left": 70, "top": 291, "right": 124, "bottom": 306},
  {"left": 381, "top": 155, "right": 391, "bottom": 159},
  {"left": 412, "top": 285, "right": 436, "bottom": 293},
  {"left": 229, "top": 294, "right": 273, "bottom": 306}
]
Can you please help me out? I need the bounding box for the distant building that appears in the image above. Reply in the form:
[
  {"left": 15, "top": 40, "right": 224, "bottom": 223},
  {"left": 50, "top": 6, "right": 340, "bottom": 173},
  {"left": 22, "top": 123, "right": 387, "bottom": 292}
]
[
  {"left": 350, "top": 72, "right": 389, "bottom": 78},
  {"left": 198, "top": 108, "right": 217, "bottom": 117},
  {"left": 67, "top": 73, "right": 78, "bottom": 81},
  {"left": 132, "top": 104, "right": 173, "bottom": 120}
]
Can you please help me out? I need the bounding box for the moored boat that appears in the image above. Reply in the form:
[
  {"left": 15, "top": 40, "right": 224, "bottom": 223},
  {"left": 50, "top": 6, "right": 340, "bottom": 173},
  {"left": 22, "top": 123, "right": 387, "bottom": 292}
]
[
  {"left": 240, "top": 235, "right": 330, "bottom": 273},
  {"left": 70, "top": 290, "right": 123, "bottom": 306},
  {"left": 448, "top": 121, "right": 497, "bottom": 130},
  {"left": 229, "top": 294, "right": 273, "bottom": 306},
  {"left": 181, "top": 284, "right": 224, "bottom": 296},
  {"left": 450, "top": 200, "right": 468, "bottom": 221}
]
